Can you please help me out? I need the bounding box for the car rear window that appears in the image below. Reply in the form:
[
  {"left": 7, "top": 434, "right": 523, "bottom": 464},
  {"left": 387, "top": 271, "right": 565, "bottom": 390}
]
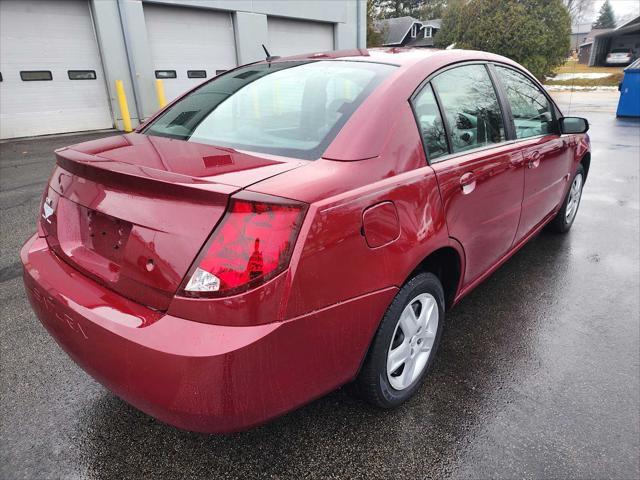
[{"left": 144, "top": 61, "right": 397, "bottom": 160}]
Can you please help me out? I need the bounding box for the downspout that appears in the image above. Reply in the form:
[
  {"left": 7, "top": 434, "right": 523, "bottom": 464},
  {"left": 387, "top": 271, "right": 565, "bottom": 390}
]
[
  {"left": 117, "top": 0, "right": 144, "bottom": 122},
  {"left": 87, "top": 0, "right": 116, "bottom": 127}
]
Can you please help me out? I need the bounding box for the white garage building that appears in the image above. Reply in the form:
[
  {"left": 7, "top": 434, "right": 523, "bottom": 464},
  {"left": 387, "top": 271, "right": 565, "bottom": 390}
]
[{"left": 0, "top": 0, "right": 365, "bottom": 139}]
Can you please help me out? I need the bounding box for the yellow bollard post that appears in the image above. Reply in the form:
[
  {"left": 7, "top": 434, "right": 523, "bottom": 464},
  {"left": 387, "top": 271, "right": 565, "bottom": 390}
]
[
  {"left": 155, "top": 79, "right": 167, "bottom": 109},
  {"left": 115, "top": 80, "right": 133, "bottom": 132}
]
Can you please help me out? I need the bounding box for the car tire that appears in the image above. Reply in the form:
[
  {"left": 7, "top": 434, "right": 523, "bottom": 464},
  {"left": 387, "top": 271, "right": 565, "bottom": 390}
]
[
  {"left": 547, "top": 163, "right": 585, "bottom": 233},
  {"left": 356, "top": 272, "right": 445, "bottom": 409}
]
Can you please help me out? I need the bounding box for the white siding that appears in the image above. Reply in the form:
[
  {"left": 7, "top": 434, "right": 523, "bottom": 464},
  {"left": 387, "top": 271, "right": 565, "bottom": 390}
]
[
  {"left": 267, "top": 17, "right": 334, "bottom": 57},
  {"left": 143, "top": 3, "right": 237, "bottom": 102},
  {"left": 0, "top": 0, "right": 112, "bottom": 139}
]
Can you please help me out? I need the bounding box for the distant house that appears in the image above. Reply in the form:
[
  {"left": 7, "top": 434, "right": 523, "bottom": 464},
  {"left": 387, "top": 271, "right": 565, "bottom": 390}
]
[
  {"left": 571, "top": 22, "right": 592, "bottom": 51},
  {"left": 587, "top": 15, "right": 640, "bottom": 66},
  {"left": 578, "top": 28, "right": 615, "bottom": 63},
  {"left": 376, "top": 16, "right": 442, "bottom": 48}
]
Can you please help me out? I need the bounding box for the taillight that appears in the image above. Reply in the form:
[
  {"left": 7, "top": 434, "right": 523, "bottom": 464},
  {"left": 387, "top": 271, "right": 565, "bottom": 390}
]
[{"left": 180, "top": 191, "right": 308, "bottom": 297}]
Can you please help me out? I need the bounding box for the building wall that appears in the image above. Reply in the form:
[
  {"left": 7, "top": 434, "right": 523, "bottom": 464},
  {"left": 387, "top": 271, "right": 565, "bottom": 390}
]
[
  {"left": 570, "top": 32, "right": 589, "bottom": 51},
  {"left": 578, "top": 44, "right": 592, "bottom": 64},
  {"left": 103, "top": 0, "right": 365, "bottom": 123},
  {"left": 0, "top": 0, "right": 365, "bottom": 138}
]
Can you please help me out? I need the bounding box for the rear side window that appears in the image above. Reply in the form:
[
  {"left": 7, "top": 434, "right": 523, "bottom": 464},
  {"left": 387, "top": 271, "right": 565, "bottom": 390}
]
[
  {"left": 145, "top": 61, "right": 396, "bottom": 160},
  {"left": 432, "top": 64, "right": 506, "bottom": 153},
  {"left": 495, "top": 66, "right": 554, "bottom": 139},
  {"left": 412, "top": 84, "right": 448, "bottom": 162}
]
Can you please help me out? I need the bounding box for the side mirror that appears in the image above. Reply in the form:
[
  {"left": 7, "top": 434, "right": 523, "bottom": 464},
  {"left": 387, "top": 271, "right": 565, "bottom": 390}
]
[{"left": 559, "top": 117, "right": 589, "bottom": 134}]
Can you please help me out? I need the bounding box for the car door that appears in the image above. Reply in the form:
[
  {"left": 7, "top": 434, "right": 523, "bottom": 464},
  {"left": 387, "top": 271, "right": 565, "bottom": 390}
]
[
  {"left": 412, "top": 64, "right": 526, "bottom": 285},
  {"left": 492, "top": 65, "right": 573, "bottom": 242}
]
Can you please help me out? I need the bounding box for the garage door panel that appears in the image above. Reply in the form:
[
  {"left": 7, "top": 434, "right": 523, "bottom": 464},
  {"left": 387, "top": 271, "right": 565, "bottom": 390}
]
[
  {"left": 0, "top": 0, "right": 112, "bottom": 139},
  {"left": 144, "top": 4, "right": 237, "bottom": 101},
  {"left": 267, "top": 17, "right": 334, "bottom": 57}
]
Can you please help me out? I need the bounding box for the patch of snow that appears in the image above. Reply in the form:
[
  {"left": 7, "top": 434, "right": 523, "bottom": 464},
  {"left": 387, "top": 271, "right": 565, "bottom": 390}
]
[
  {"left": 549, "top": 73, "right": 613, "bottom": 80},
  {"left": 544, "top": 85, "right": 619, "bottom": 91}
]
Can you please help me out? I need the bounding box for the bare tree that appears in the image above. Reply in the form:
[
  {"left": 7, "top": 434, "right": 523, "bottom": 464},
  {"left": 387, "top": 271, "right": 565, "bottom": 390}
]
[{"left": 563, "top": 0, "right": 595, "bottom": 24}]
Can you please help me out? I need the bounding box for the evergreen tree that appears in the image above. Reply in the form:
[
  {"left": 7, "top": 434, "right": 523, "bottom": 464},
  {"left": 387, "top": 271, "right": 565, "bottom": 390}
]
[
  {"left": 417, "top": 0, "right": 447, "bottom": 19},
  {"left": 435, "top": 0, "right": 571, "bottom": 79},
  {"left": 592, "top": 0, "right": 616, "bottom": 29}
]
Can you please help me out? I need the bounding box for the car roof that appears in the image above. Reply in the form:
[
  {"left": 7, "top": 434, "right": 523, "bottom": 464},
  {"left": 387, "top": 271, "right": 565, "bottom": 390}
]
[{"left": 263, "top": 47, "right": 519, "bottom": 70}]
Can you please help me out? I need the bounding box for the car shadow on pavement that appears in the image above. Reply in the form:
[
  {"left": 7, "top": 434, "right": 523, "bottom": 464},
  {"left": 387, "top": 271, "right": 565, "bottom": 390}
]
[{"left": 77, "top": 232, "right": 572, "bottom": 480}]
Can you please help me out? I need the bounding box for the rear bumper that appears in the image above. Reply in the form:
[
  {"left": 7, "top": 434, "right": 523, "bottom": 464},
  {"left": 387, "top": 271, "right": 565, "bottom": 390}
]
[
  {"left": 606, "top": 58, "right": 632, "bottom": 65},
  {"left": 21, "top": 234, "right": 395, "bottom": 433}
]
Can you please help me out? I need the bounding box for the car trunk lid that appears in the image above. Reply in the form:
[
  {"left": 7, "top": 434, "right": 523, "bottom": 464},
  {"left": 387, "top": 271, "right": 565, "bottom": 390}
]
[{"left": 41, "top": 133, "right": 303, "bottom": 311}]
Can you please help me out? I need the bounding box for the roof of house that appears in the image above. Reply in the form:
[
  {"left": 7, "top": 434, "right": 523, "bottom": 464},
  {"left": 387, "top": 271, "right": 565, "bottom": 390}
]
[
  {"left": 377, "top": 16, "right": 442, "bottom": 46},
  {"left": 423, "top": 19, "right": 442, "bottom": 29},
  {"left": 572, "top": 15, "right": 640, "bottom": 47},
  {"left": 617, "top": 15, "right": 640, "bottom": 30},
  {"left": 593, "top": 15, "right": 640, "bottom": 39},
  {"left": 376, "top": 16, "right": 416, "bottom": 45},
  {"left": 585, "top": 27, "right": 614, "bottom": 42}
]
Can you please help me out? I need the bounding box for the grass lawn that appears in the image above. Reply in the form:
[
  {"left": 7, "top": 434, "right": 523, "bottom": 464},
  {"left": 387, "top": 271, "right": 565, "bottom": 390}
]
[
  {"left": 554, "top": 59, "right": 623, "bottom": 74},
  {"left": 544, "top": 59, "right": 624, "bottom": 87}
]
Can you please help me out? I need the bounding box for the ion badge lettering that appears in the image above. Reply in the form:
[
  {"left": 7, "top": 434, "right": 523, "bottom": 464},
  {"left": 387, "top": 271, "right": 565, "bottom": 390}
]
[{"left": 30, "top": 286, "right": 88, "bottom": 339}]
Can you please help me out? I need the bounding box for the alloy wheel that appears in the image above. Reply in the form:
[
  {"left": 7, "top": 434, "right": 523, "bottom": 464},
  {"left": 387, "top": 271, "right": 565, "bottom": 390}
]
[
  {"left": 565, "top": 172, "right": 583, "bottom": 224},
  {"left": 386, "top": 293, "right": 439, "bottom": 391}
]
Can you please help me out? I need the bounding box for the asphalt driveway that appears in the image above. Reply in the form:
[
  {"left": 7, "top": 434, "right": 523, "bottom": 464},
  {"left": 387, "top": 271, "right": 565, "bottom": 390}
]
[{"left": 1, "top": 91, "right": 638, "bottom": 479}]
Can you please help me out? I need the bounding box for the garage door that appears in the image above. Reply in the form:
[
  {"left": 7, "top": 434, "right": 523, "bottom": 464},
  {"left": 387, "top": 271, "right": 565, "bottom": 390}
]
[
  {"left": 144, "top": 4, "right": 237, "bottom": 102},
  {"left": 267, "top": 17, "right": 334, "bottom": 57},
  {"left": 0, "top": 0, "right": 112, "bottom": 139}
]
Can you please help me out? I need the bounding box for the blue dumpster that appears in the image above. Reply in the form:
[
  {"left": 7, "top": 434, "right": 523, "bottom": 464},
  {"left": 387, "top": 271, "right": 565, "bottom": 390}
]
[{"left": 617, "top": 59, "right": 640, "bottom": 118}]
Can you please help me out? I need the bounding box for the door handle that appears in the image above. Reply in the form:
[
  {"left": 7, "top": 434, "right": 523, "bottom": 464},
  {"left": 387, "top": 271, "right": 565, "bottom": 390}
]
[
  {"left": 460, "top": 172, "right": 476, "bottom": 195},
  {"left": 526, "top": 151, "right": 541, "bottom": 169}
]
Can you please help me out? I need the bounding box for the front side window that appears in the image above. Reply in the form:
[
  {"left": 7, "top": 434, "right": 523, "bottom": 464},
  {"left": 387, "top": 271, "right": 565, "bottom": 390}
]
[
  {"left": 495, "top": 66, "right": 554, "bottom": 139},
  {"left": 412, "top": 84, "right": 448, "bottom": 162},
  {"left": 432, "top": 64, "right": 506, "bottom": 153},
  {"left": 145, "top": 61, "right": 396, "bottom": 160}
]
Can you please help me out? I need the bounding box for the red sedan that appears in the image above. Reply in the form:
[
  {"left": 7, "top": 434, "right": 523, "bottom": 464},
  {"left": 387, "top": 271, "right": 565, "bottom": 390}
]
[{"left": 21, "top": 48, "right": 590, "bottom": 433}]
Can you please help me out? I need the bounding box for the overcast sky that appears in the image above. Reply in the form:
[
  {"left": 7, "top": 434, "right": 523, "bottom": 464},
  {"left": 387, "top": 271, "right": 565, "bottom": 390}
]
[{"left": 590, "top": 0, "right": 640, "bottom": 24}]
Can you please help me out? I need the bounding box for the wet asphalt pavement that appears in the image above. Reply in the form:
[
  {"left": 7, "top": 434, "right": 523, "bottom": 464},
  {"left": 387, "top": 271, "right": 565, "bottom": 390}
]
[{"left": 1, "top": 91, "right": 638, "bottom": 479}]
